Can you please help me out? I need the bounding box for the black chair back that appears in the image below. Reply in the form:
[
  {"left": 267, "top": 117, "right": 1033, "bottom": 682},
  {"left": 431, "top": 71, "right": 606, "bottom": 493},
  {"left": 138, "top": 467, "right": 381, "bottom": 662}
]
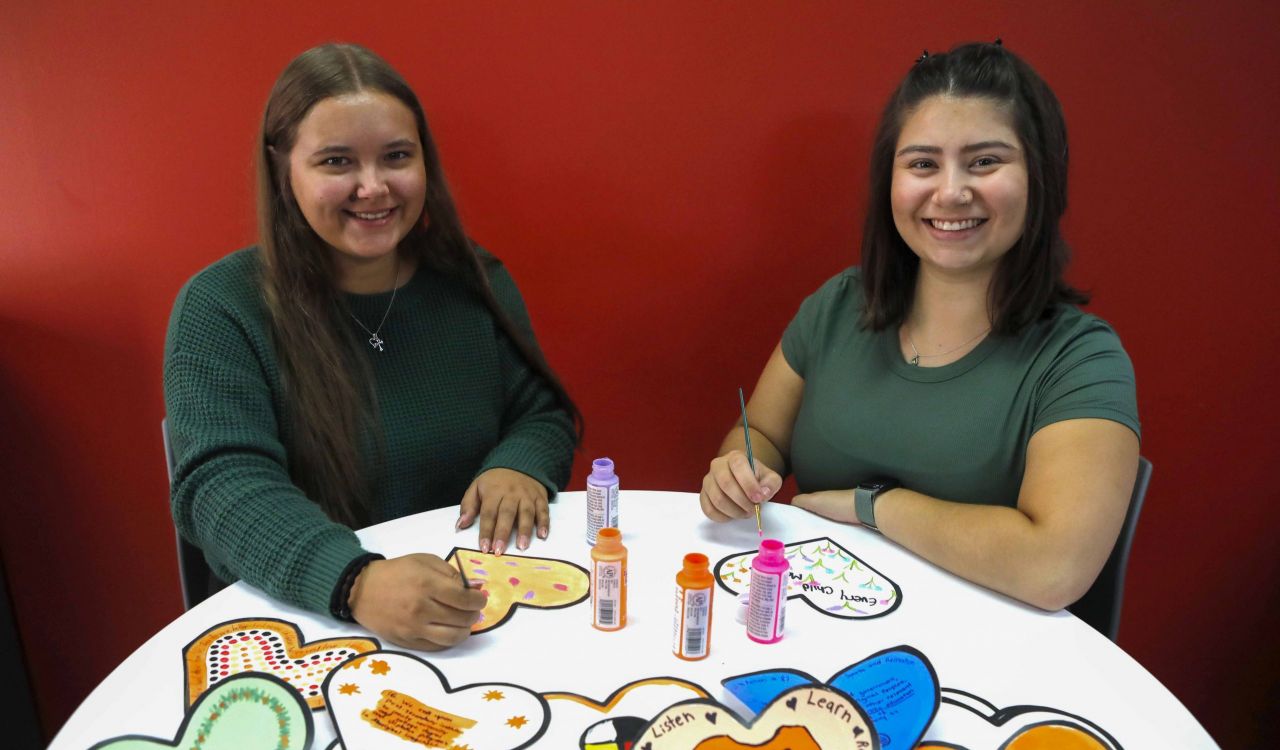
[
  {"left": 162, "top": 418, "right": 228, "bottom": 610},
  {"left": 1068, "top": 456, "right": 1153, "bottom": 642}
]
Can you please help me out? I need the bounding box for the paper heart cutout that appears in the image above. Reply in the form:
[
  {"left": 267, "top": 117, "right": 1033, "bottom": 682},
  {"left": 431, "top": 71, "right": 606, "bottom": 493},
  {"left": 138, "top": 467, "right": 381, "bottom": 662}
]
[
  {"left": 543, "top": 676, "right": 709, "bottom": 748},
  {"left": 324, "top": 650, "right": 548, "bottom": 749},
  {"left": 184, "top": 618, "right": 379, "bottom": 711},
  {"left": 636, "top": 685, "right": 878, "bottom": 749},
  {"left": 448, "top": 547, "right": 590, "bottom": 633},
  {"left": 89, "top": 673, "right": 313, "bottom": 750},
  {"left": 714, "top": 537, "right": 902, "bottom": 620},
  {"left": 723, "top": 645, "right": 938, "bottom": 749},
  {"left": 918, "top": 689, "right": 1119, "bottom": 749}
]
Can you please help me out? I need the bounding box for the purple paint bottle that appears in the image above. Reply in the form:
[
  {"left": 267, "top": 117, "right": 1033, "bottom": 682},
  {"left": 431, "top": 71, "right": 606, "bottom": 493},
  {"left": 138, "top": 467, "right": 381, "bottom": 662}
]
[
  {"left": 746, "top": 538, "right": 789, "bottom": 643},
  {"left": 586, "top": 458, "right": 619, "bottom": 545}
]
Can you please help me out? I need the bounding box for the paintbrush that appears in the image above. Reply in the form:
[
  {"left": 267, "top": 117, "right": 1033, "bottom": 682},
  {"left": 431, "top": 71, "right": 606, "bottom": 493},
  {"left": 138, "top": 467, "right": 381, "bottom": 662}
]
[
  {"left": 739, "top": 387, "right": 763, "bottom": 536},
  {"left": 453, "top": 554, "right": 472, "bottom": 589}
]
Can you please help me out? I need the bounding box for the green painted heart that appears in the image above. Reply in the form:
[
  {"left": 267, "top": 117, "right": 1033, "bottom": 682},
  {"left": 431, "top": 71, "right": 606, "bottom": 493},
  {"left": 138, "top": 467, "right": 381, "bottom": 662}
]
[{"left": 90, "top": 673, "right": 313, "bottom": 750}]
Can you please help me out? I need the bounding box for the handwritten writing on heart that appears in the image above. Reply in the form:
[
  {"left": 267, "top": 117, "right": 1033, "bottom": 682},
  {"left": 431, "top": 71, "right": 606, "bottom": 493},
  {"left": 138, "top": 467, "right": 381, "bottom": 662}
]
[
  {"left": 919, "top": 689, "right": 1119, "bottom": 749},
  {"left": 183, "top": 618, "right": 379, "bottom": 710},
  {"left": 89, "top": 673, "right": 313, "bottom": 750},
  {"left": 447, "top": 547, "right": 590, "bottom": 633},
  {"left": 636, "top": 685, "right": 877, "bottom": 750},
  {"left": 323, "top": 650, "right": 548, "bottom": 749},
  {"left": 724, "top": 645, "right": 938, "bottom": 749},
  {"left": 714, "top": 537, "right": 901, "bottom": 620},
  {"left": 543, "top": 677, "right": 709, "bottom": 748}
]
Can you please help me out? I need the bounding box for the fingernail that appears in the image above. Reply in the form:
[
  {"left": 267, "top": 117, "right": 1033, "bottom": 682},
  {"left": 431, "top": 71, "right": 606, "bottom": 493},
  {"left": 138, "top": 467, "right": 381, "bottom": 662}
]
[
  {"left": 537, "top": 526, "right": 548, "bottom": 539},
  {"left": 479, "top": 538, "right": 490, "bottom": 553},
  {"left": 493, "top": 540, "right": 506, "bottom": 556},
  {"left": 454, "top": 517, "right": 462, "bottom": 531},
  {"left": 480, "top": 589, "right": 490, "bottom": 598},
  {"left": 517, "top": 535, "right": 530, "bottom": 550}
]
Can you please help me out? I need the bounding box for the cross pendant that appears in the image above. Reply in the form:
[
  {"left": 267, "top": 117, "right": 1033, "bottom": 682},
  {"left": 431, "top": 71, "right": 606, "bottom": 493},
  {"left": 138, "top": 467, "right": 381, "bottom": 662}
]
[
  {"left": 908, "top": 353, "right": 920, "bottom": 366},
  {"left": 368, "top": 334, "right": 385, "bottom": 352}
]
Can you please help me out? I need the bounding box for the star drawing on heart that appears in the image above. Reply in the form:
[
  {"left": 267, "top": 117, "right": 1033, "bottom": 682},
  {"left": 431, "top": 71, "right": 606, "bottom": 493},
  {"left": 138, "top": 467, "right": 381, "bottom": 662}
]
[
  {"left": 482, "top": 689, "right": 505, "bottom": 701},
  {"left": 338, "top": 683, "right": 360, "bottom": 696},
  {"left": 506, "top": 715, "right": 528, "bottom": 729},
  {"left": 369, "top": 659, "right": 390, "bottom": 675}
]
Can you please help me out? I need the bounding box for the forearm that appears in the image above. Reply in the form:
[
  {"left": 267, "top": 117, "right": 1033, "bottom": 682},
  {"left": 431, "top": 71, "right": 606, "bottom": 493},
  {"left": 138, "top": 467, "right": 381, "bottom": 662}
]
[
  {"left": 717, "top": 424, "right": 788, "bottom": 477},
  {"left": 875, "top": 489, "right": 1094, "bottom": 610},
  {"left": 175, "top": 452, "right": 366, "bottom": 614},
  {"left": 484, "top": 376, "right": 576, "bottom": 494}
]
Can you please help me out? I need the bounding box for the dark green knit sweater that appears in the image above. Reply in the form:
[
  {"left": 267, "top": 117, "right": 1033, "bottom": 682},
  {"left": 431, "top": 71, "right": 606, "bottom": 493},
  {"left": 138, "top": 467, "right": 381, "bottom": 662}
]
[{"left": 163, "top": 247, "right": 576, "bottom": 615}]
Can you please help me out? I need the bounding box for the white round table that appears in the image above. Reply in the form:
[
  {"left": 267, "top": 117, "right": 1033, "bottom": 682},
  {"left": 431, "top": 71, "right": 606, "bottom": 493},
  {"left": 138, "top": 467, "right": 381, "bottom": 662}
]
[{"left": 52, "top": 491, "right": 1217, "bottom": 749}]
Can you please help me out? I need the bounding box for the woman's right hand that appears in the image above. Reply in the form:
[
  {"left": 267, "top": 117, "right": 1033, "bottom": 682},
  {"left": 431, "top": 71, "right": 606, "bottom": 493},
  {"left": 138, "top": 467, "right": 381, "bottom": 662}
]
[
  {"left": 700, "top": 449, "right": 783, "bottom": 522},
  {"left": 348, "top": 553, "right": 487, "bottom": 650}
]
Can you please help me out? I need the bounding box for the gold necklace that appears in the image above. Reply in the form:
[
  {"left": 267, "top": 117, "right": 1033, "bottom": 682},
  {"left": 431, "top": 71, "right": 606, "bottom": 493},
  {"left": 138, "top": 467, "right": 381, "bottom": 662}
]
[{"left": 905, "top": 323, "right": 991, "bottom": 366}]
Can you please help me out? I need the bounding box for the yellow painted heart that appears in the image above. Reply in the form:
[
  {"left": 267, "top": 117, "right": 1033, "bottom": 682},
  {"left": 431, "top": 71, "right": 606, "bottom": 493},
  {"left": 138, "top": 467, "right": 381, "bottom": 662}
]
[{"left": 447, "top": 548, "right": 590, "bottom": 633}]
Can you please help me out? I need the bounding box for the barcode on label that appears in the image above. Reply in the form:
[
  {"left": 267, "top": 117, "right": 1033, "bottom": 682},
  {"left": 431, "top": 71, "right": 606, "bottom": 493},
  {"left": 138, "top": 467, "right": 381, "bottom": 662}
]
[
  {"left": 598, "top": 598, "right": 615, "bottom": 626},
  {"left": 684, "top": 627, "right": 705, "bottom": 656}
]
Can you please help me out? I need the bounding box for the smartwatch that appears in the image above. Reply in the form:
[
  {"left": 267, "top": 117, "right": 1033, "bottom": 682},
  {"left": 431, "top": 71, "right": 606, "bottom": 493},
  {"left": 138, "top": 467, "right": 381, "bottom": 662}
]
[{"left": 854, "top": 477, "right": 900, "bottom": 532}]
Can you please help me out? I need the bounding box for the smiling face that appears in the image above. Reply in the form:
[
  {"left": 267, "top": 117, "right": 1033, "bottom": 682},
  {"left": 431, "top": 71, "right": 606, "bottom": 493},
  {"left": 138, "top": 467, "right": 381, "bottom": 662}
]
[
  {"left": 287, "top": 91, "right": 427, "bottom": 284},
  {"left": 890, "top": 95, "right": 1028, "bottom": 282}
]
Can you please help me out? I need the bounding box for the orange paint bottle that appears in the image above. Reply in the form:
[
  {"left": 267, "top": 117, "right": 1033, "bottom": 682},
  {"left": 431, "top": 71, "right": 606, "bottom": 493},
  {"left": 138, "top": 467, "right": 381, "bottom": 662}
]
[
  {"left": 591, "top": 527, "right": 627, "bottom": 631},
  {"left": 672, "top": 552, "right": 714, "bottom": 660}
]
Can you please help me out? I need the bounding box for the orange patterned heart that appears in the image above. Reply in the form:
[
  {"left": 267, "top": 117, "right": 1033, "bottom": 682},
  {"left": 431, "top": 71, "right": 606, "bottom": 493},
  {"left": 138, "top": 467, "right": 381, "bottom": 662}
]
[{"left": 183, "top": 617, "right": 379, "bottom": 710}]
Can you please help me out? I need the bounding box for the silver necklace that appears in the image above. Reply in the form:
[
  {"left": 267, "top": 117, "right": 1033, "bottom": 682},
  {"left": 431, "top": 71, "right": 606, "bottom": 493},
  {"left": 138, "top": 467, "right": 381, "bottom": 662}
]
[
  {"left": 905, "top": 323, "right": 991, "bottom": 366},
  {"left": 348, "top": 259, "right": 400, "bottom": 352}
]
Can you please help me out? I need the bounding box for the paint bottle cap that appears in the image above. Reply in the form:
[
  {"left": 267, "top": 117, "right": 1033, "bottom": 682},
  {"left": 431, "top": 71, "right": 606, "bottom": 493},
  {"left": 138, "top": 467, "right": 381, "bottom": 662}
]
[
  {"left": 681, "top": 553, "right": 709, "bottom": 575},
  {"left": 591, "top": 457, "right": 616, "bottom": 480},
  {"left": 594, "top": 526, "right": 624, "bottom": 552},
  {"left": 757, "top": 538, "right": 786, "bottom": 565}
]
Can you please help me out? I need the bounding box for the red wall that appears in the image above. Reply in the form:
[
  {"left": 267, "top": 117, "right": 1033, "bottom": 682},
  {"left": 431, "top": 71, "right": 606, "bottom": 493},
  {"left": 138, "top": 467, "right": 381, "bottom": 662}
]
[{"left": 2, "top": 2, "right": 1277, "bottom": 746}]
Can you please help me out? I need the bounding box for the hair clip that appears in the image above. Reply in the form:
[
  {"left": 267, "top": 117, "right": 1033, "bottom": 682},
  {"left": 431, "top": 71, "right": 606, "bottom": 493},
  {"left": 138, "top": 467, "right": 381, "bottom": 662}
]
[
  {"left": 915, "top": 49, "right": 930, "bottom": 64},
  {"left": 993, "top": 37, "right": 1003, "bottom": 46}
]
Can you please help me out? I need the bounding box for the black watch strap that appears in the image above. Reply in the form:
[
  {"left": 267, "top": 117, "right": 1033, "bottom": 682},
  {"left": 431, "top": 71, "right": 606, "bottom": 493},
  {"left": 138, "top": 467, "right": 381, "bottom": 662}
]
[{"left": 854, "top": 478, "right": 900, "bottom": 532}]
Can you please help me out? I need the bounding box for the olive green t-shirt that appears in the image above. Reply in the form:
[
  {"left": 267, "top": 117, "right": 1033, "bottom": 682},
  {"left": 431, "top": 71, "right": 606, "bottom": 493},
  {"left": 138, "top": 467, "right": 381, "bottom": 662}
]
[{"left": 781, "top": 268, "right": 1140, "bottom": 508}]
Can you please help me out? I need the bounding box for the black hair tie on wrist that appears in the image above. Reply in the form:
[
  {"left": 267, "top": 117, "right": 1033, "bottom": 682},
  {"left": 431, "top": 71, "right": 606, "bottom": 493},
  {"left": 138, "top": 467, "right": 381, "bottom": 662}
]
[{"left": 330, "top": 552, "right": 385, "bottom": 623}]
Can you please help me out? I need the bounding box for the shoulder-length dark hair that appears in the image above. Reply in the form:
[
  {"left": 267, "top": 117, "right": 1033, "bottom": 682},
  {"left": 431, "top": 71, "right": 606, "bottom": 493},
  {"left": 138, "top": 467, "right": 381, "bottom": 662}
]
[
  {"left": 257, "top": 43, "right": 581, "bottom": 527},
  {"left": 860, "top": 41, "right": 1088, "bottom": 334}
]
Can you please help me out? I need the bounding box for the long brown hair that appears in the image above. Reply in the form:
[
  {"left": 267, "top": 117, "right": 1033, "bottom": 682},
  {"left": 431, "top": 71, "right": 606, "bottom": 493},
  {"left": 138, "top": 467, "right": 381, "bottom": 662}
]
[
  {"left": 860, "top": 41, "right": 1088, "bottom": 334},
  {"left": 257, "top": 43, "right": 580, "bottom": 527}
]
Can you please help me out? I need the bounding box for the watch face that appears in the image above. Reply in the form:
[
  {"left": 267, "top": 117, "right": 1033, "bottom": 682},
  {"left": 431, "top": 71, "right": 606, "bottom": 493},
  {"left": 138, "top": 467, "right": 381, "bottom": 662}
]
[{"left": 861, "top": 480, "right": 889, "bottom": 491}]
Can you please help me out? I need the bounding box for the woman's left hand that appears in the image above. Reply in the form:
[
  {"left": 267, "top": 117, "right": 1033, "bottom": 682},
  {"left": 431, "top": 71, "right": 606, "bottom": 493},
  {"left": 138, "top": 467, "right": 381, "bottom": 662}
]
[
  {"left": 456, "top": 468, "right": 549, "bottom": 555},
  {"left": 791, "top": 489, "right": 860, "bottom": 525}
]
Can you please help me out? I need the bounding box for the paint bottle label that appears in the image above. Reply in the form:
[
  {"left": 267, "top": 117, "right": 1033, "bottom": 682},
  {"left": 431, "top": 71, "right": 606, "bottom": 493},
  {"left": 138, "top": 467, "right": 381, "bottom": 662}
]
[
  {"left": 746, "top": 567, "right": 786, "bottom": 642},
  {"left": 672, "top": 585, "right": 711, "bottom": 659},
  {"left": 586, "top": 483, "right": 619, "bottom": 545},
  {"left": 592, "top": 559, "right": 625, "bottom": 630}
]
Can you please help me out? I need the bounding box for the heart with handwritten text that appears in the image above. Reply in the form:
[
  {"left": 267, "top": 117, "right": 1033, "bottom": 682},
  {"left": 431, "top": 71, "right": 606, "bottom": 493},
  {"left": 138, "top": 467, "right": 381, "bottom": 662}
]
[
  {"left": 323, "top": 650, "right": 548, "bottom": 749},
  {"left": 636, "top": 685, "right": 877, "bottom": 749},
  {"left": 714, "top": 537, "right": 902, "bottom": 620}
]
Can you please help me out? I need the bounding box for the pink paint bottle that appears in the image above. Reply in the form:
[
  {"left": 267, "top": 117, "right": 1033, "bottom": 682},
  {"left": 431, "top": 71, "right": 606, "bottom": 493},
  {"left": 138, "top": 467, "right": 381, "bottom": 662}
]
[{"left": 745, "top": 538, "right": 789, "bottom": 643}]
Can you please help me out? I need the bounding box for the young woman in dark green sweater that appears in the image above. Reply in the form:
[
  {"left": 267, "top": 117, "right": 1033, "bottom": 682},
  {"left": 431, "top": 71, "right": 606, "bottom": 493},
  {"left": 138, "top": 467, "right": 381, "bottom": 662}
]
[{"left": 164, "top": 44, "right": 579, "bottom": 650}]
